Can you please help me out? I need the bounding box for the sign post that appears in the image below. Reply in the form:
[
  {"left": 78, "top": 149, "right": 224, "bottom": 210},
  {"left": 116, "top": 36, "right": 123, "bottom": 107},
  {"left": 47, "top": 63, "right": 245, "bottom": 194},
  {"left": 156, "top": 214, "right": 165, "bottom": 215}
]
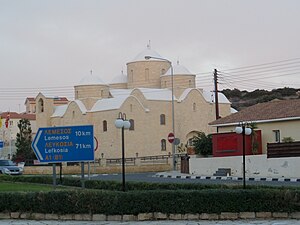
[{"left": 32, "top": 125, "right": 94, "bottom": 187}]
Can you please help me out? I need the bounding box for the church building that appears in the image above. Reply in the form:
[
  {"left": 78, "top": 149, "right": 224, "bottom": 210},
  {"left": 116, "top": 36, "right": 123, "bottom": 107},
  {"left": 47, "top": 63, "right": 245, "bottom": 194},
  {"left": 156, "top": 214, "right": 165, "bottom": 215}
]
[{"left": 35, "top": 46, "right": 232, "bottom": 159}]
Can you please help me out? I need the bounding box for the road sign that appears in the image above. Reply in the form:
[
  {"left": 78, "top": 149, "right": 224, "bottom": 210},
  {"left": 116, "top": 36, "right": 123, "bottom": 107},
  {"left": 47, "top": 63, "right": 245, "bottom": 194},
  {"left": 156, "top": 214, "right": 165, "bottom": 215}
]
[
  {"left": 32, "top": 125, "right": 94, "bottom": 163},
  {"left": 174, "top": 138, "right": 180, "bottom": 145},
  {"left": 0, "top": 140, "right": 3, "bottom": 149},
  {"left": 168, "top": 132, "right": 175, "bottom": 143}
]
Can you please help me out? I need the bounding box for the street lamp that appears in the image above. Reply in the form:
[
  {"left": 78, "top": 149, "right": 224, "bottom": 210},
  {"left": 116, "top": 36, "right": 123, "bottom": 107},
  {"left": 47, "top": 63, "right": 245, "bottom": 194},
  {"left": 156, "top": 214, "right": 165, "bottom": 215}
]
[
  {"left": 144, "top": 55, "right": 176, "bottom": 171},
  {"left": 115, "top": 112, "right": 131, "bottom": 192},
  {"left": 235, "top": 123, "right": 252, "bottom": 189}
]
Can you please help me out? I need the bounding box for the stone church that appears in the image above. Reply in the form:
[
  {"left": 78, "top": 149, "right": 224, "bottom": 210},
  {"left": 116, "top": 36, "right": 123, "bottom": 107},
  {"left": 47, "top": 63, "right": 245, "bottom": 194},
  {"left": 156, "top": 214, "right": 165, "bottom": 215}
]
[{"left": 35, "top": 46, "right": 232, "bottom": 160}]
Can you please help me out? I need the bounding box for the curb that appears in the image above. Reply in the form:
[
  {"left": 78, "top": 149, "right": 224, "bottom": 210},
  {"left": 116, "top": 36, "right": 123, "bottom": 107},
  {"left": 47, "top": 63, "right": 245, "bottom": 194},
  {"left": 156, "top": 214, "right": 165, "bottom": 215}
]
[
  {"left": 1, "top": 212, "right": 300, "bottom": 221},
  {"left": 154, "top": 174, "right": 300, "bottom": 182}
]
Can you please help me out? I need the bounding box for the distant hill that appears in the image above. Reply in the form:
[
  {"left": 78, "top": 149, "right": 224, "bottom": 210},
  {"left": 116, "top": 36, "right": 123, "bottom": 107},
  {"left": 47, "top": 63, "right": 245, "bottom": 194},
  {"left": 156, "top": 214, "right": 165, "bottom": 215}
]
[{"left": 221, "top": 87, "right": 300, "bottom": 111}]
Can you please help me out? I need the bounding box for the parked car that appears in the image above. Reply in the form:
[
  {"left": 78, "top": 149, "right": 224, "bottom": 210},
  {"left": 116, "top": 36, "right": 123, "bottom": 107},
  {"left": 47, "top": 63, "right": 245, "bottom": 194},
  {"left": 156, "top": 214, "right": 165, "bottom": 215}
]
[{"left": 0, "top": 160, "right": 23, "bottom": 175}]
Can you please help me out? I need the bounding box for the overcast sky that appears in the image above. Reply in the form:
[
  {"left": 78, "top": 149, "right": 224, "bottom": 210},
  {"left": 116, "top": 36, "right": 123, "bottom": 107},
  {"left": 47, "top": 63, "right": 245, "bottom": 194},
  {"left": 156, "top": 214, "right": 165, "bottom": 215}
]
[{"left": 1, "top": 0, "right": 300, "bottom": 112}]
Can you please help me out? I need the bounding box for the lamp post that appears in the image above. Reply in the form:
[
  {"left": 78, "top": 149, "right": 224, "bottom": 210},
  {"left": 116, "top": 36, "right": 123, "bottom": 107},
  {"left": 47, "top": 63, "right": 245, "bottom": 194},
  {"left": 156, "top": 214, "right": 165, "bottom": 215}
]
[
  {"left": 144, "top": 55, "right": 176, "bottom": 171},
  {"left": 235, "top": 123, "right": 252, "bottom": 189},
  {"left": 115, "top": 112, "right": 131, "bottom": 192}
]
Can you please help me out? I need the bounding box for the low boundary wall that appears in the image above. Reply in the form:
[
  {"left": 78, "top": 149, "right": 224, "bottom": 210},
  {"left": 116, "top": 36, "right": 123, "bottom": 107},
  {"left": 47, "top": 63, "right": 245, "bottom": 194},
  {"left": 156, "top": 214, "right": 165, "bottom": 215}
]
[
  {"left": 190, "top": 154, "right": 300, "bottom": 178},
  {"left": 2, "top": 211, "right": 300, "bottom": 221},
  {"left": 24, "top": 164, "right": 171, "bottom": 175}
]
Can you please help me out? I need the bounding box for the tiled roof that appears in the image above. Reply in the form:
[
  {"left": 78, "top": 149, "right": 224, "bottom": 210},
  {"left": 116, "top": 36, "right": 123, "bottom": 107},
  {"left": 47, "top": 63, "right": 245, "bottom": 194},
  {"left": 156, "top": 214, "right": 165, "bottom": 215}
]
[
  {"left": 26, "top": 97, "right": 68, "bottom": 102},
  {"left": 210, "top": 99, "right": 300, "bottom": 126},
  {"left": 0, "top": 112, "right": 36, "bottom": 120},
  {"left": 26, "top": 97, "right": 35, "bottom": 101}
]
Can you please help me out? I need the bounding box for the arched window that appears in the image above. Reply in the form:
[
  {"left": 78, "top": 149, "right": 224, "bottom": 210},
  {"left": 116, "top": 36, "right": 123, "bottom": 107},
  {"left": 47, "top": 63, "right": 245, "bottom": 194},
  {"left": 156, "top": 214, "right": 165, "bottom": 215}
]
[
  {"left": 101, "top": 90, "right": 104, "bottom": 97},
  {"left": 193, "top": 103, "right": 196, "bottom": 112},
  {"left": 72, "top": 111, "right": 75, "bottom": 119},
  {"left": 161, "top": 69, "right": 166, "bottom": 75},
  {"left": 103, "top": 120, "right": 107, "bottom": 132},
  {"left": 129, "top": 119, "right": 134, "bottom": 130},
  {"left": 161, "top": 139, "right": 166, "bottom": 151},
  {"left": 130, "top": 104, "right": 133, "bottom": 112},
  {"left": 189, "top": 80, "right": 192, "bottom": 87},
  {"left": 38, "top": 98, "right": 44, "bottom": 113},
  {"left": 160, "top": 114, "right": 166, "bottom": 125},
  {"left": 188, "top": 138, "right": 194, "bottom": 147}
]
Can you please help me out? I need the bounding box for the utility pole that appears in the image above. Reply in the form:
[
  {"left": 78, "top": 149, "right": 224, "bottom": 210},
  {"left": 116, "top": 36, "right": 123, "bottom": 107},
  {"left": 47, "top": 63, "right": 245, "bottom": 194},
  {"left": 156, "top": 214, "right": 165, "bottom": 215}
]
[{"left": 214, "top": 69, "right": 220, "bottom": 120}]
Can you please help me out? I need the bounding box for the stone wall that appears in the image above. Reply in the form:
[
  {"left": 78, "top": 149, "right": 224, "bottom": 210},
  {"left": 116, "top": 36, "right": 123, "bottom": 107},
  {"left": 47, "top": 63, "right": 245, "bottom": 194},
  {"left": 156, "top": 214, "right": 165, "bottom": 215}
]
[
  {"left": 3, "top": 211, "right": 300, "bottom": 221},
  {"left": 23, "top": 164, "right": 171, "bottom": 175}
]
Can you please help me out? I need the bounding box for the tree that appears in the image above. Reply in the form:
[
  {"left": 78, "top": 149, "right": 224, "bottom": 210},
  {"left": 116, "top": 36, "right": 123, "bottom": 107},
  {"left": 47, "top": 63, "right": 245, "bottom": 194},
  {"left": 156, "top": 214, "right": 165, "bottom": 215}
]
[
  {"left": 13, "top": 118, "right": 36, "bottom": 162},
  {"left": 192, "top": 132, "right": 212, "bottom": 156}
]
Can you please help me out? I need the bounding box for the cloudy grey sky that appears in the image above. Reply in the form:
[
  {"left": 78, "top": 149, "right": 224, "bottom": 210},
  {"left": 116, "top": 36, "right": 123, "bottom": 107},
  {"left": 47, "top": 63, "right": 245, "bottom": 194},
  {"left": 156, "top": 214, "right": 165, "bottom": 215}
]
[{"left": 1, "top": 0, "right": 300, "bottom": 112}]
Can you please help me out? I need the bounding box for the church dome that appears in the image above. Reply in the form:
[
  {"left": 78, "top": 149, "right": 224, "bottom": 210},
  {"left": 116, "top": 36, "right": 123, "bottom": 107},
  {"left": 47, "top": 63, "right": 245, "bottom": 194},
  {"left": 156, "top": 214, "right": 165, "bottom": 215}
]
[
  {"left": 77, "top": 72, "right": 107, "bottom": 86},
  {"left": 129, "top": 46, "right": 164, "bottom": 63},
  {"left": 162, "top": 61, "right": 194, "bottom": 76},
  {"left": 111, "top": 71, "right": 127, "bottom": 84}
]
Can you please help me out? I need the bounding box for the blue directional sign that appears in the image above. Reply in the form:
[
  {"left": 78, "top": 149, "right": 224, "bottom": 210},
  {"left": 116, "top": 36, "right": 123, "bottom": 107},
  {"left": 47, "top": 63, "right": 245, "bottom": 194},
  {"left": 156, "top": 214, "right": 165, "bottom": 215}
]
[
  {"left": 32, "top": 125, "right": 94, "bottom": 163},
  {"left": 0, "top": 140, "right": 3, "bottom": 149}
]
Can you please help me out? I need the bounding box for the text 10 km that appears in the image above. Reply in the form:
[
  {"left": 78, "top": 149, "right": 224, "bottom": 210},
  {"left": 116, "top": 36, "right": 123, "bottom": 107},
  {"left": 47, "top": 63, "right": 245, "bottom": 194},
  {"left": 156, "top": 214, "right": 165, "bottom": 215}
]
[{"left": 75, "top": 131, "right": 92, "bottom": 136}]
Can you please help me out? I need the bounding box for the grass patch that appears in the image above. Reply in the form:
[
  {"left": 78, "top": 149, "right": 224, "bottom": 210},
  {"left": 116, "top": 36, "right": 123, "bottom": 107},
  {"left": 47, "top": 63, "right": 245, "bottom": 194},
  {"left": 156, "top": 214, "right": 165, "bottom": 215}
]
[{"left": 0, "top": 182, "right": 62, "bottom": 192}]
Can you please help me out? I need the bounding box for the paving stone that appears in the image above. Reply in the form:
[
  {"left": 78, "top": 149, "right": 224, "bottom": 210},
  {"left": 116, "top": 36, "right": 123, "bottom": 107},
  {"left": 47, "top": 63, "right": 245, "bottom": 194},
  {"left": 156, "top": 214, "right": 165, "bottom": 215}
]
[
  {"left": 186, "top": 213, "right": 199, "bottom": 220},
  {"left": 92, "top": 214, "right": 106, "bottom": 221},
  {"left": 200, "top": 213, "right": 219, "bottom": 220},
  {"left": 138, "top": 213, "right": 153, "bottom": 221},
  {"left": 31, "top": 213, "right": 45, "bottom": 220},
  {"left": 45, "top": 214, "right": 59, "bottom": 220},
  {"left": 107, "top": 215, "right": 122, "bottom": 221},
  {"left": 59, "top": 214, "right": 74, "bottom": 220},
  {"left": 122, "top": 214, "right": 137, "bottom": 221},
  {"left": 272, "top": 212, "right": 288, "bottom": 218},
  {"left": 256, "top": 212, "right": 272, "bottom": 219},
  {"left": 0, "top": 212, "right": 10, "bottom": 219},
  {"left": 290, "top": 212, "right": 300, "bottom": 219},
  {"left": 239, "top": 212, "right": 255, "bottom": 219},
  {"left": 73, "top": 214, "right": 91, "bottom": 221},
  {"left": 10, "top": 212, "right": 20, "bottom": 219},
  {"left": 154, "top": 212, "right": 167, "bottom": 220},
  {"left": 19, "top": 213, "right": 31, "bottom": 219},
  {"left": 220, "top": 212, "right": 238, "bottom": 220},
  {"left": 168, "top": 213, "right": 182, "bottom": 220}
]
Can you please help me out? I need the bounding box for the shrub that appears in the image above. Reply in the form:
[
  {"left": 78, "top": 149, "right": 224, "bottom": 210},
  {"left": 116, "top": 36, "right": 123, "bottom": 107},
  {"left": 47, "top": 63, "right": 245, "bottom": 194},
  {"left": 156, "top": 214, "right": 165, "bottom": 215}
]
[{"left": 0, "top": 189, "right": 299, "bottom": 214}]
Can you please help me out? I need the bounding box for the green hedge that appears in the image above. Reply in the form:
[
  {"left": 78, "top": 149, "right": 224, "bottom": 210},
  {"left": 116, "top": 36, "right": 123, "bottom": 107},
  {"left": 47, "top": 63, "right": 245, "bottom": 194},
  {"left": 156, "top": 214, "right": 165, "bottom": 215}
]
[
  {"left": 0, "top": 189, "right": 299, "bottom": 214},
  {"left": 0, "top": 175, "right": 273, "bottom": 191}
]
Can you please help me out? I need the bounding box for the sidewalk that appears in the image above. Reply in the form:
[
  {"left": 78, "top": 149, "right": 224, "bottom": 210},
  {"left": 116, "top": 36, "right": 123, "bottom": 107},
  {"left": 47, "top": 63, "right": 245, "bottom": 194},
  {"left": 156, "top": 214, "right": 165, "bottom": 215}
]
[{"left": 154, "top": 171, "right": 300, "bottom": 183}]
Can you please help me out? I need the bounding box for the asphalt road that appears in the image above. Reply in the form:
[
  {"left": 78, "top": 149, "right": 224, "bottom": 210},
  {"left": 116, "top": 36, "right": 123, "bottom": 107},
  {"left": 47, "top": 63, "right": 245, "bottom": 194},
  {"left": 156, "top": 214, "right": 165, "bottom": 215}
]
[{"left": 85, "top": 172, "right": 300, "bottom": 187}]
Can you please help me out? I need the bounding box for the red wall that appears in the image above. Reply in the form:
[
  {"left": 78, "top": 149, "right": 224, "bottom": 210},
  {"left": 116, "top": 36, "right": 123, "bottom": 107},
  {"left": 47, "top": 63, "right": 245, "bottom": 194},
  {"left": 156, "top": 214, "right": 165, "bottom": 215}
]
[{"left": 212, "top": 130, "right": 262, "bottom": 157}]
